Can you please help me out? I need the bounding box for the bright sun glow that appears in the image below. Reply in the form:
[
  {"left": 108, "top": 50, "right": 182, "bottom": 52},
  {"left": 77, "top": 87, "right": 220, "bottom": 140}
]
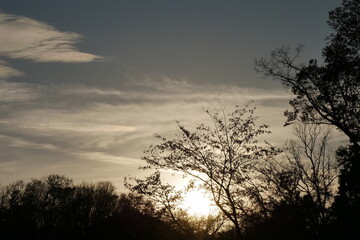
[{"left": 181, "top": 190, "right": 218, "bottom": 216}]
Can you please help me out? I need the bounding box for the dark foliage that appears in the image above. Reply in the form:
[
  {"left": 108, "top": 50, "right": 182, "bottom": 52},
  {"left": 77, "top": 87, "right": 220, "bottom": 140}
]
[{"left": 331, "top": 144, "right": 360, "bottom": 238}]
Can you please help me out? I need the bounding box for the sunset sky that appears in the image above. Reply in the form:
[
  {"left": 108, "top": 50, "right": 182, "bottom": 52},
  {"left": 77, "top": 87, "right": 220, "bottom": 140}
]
[{"left": 0, "top": 0, "right": 341, "bottom": 190}]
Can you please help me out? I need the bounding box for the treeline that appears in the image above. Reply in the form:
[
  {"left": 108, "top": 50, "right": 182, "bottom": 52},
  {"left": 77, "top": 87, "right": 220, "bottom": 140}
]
[
  {"left": 0, "top": 175, "right": 186, "bottom": 240},
  {"left": 0, "top": 163, "right": 358, "bottom": 240}
]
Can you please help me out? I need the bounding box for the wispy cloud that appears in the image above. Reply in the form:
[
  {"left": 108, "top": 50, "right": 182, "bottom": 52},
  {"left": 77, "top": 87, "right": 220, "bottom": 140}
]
[
  {"left": 76, "top": 151, "right": 142, "bottom": 165},
  {"left": 1, "top": 134, "right": 58, "bottom": 151},
  {"left": 0, "top": 60, "right": 23, "bottom": 79},
  {"left": 0, "top": 76, "right": 292, "bottom": 158},
  {"left": 60, "top": 76, "right": 291, "bottom": 107},
  {"left": 0, "top": 12, "right": 101, "bottom": 63},
  {"left": 0, "top": 73, "right": 295, "bottom": 189}
]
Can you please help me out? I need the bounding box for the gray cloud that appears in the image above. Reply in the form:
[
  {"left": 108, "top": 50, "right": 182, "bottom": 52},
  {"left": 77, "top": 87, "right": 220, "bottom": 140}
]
[{"left": 0, "top": 80, "right": 39, "bottom": 102}]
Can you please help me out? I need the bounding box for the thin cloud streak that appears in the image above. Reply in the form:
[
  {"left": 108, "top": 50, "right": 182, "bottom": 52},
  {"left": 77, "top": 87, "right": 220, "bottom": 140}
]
[
  {"left": 0, "top": 80, "right": 40, "bottom": 102},
  {"left": 76, "top": 151, "right": 143, "bottom": 165},
  {"left": 61, "top": 77, "right": 291, "bottom": 106},
  {"left": 0, "top": 60, "right": 23, "bottom": 79},
  {"left": 0, "top": 134, "right": 58, "bottom": 151}
]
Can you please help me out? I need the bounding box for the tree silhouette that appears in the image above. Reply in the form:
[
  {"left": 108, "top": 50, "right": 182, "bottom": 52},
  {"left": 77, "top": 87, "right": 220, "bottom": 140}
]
[
  {"left": 128, "top": 103, "right": 281, "bottom": 240},
  {"left": 255, "top": 0, "right": 359, "bottom": 147},
  {"left": 126, "top": 171, "right": 227, "bottom": 240},
  {"left": 255, "top": 0, "right": 360, "bottom": 238},
  {"left": 259, "top": 123, "right": 339, "bottom": 239}
]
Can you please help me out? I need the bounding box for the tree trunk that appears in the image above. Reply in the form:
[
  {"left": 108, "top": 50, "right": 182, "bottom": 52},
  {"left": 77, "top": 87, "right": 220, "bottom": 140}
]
[{"left": 233, "top": 220, "right": 244, "bottom": 240}]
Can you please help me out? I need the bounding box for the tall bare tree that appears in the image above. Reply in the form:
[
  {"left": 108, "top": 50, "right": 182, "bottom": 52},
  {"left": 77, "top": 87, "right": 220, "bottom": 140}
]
[
  {"left": 127, "top": 103, "right": 280, "bottom": 240},
  {"left": 257, "top": 123, "right": 339, "bottom": 239},
  {"left": 263, "top": 124, "right": 338, "bottom": 223}
]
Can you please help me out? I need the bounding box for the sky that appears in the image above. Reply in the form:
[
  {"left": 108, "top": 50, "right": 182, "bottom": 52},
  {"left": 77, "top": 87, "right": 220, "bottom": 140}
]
[{"left": 0, "top": 0, "right": 342, "bottom": 191}]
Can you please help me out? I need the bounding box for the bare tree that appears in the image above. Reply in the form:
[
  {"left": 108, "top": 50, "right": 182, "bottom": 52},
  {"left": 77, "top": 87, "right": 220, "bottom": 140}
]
[
  {"left": 127, "top": 103, "right": 280, "bottom": 240},
  {"left": 262, "top": 123, "right": 338, "bottom": 230}
]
